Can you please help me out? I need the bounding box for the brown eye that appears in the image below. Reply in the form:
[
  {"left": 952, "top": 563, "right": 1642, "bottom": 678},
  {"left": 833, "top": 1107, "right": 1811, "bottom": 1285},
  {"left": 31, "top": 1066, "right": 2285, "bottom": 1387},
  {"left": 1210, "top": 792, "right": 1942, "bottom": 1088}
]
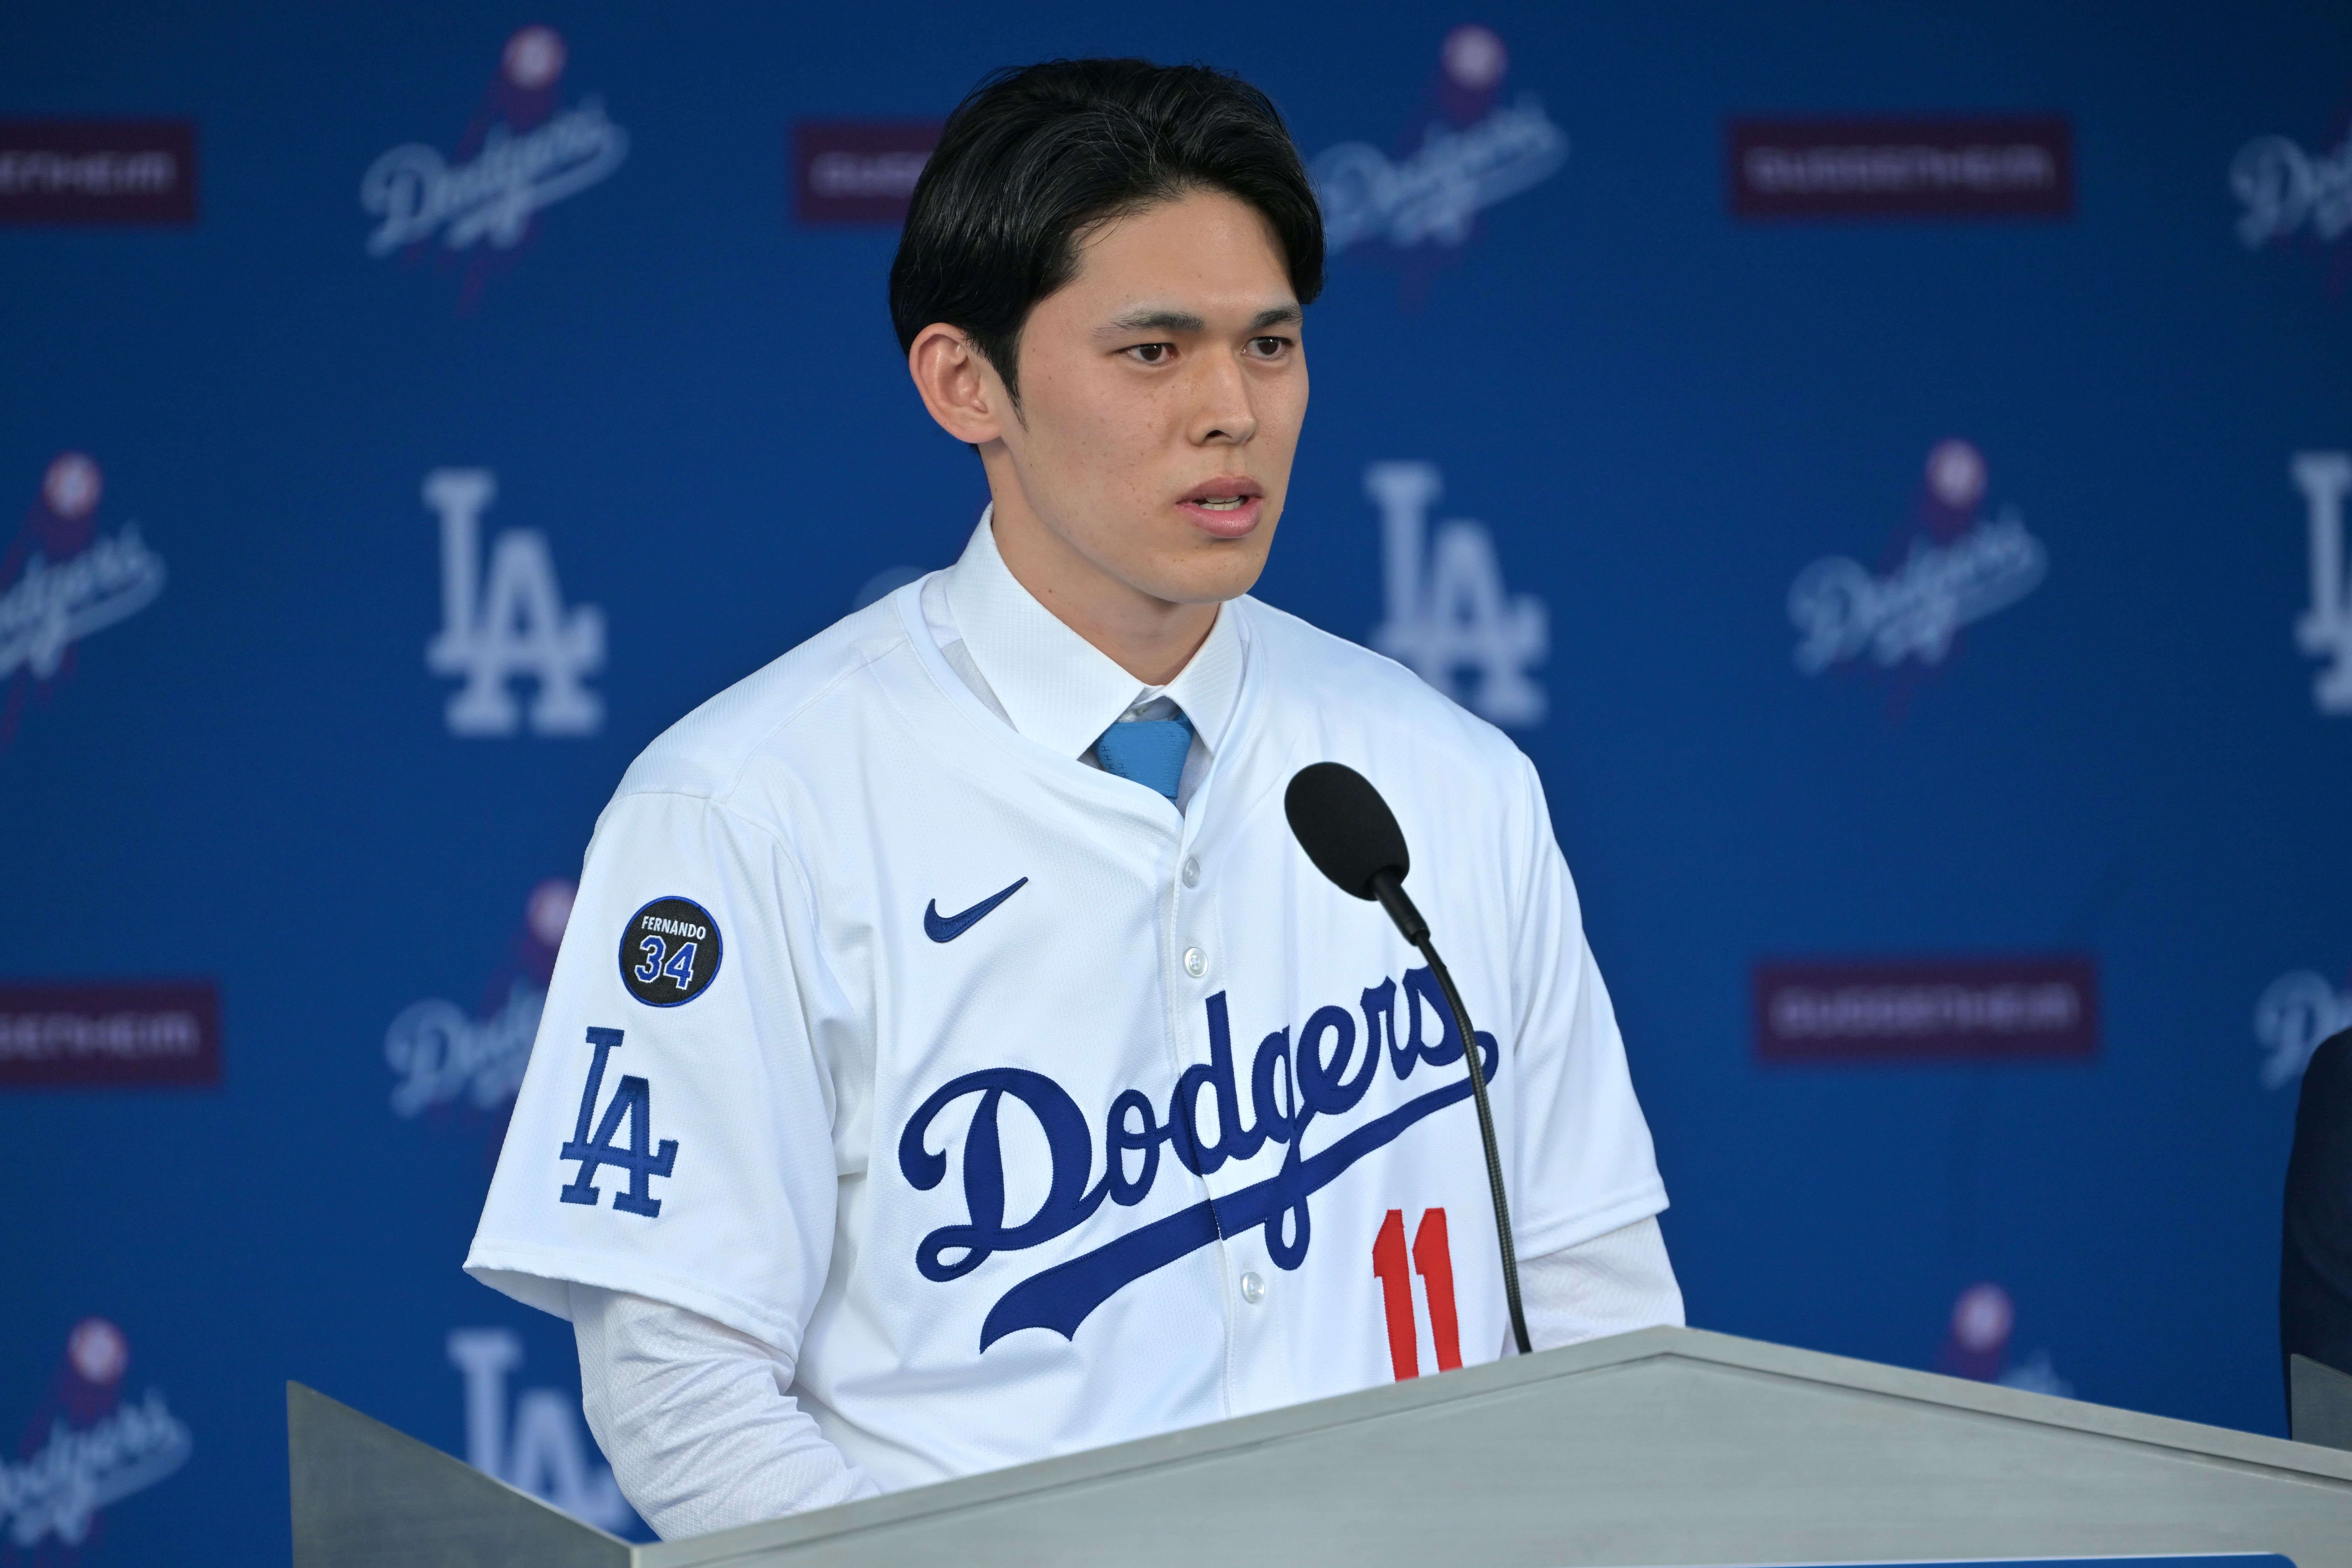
[
  {"left": 1131, "top": 343, "right": 1171, "bottom": 364},
  {"left": 1250, "top": 337, "right": 1288, "bottom": 357}
]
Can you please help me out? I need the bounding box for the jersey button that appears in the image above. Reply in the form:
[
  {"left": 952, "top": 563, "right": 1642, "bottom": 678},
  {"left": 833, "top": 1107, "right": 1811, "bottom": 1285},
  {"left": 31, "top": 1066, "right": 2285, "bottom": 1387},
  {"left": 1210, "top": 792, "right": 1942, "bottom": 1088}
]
[
  {"left": 1181, "top": 857, "right": 1200, "bottom": 888},
  {"left": 1183, "top": 946, "right": 1207, "bottom": 978},
  {"left": 1239, "top": 1271, "right": 1266, "bottom": 1304}
]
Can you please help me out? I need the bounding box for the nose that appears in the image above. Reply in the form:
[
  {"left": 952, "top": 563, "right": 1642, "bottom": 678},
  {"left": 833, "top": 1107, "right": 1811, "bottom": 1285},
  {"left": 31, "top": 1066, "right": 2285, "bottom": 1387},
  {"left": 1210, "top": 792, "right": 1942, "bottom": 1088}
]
[{"left": 1190, "top": 351, "right": 1257, "bottom": 447}]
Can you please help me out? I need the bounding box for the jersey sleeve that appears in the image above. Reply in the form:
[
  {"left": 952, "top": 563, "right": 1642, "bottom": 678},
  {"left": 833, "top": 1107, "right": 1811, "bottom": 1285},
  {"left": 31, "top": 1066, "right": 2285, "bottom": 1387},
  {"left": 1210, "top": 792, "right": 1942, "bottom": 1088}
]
[
  {"left": 465, "top": 789, "right": 845, "bottom": 1356},
  {"left": 1498, "top": 753, "right": 1671, "bottom": 1260}
]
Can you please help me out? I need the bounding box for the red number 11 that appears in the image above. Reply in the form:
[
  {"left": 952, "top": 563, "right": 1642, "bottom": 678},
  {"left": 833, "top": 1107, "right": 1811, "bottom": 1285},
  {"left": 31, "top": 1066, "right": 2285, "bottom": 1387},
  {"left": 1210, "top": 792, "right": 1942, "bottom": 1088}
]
[{"left": 1372, "top": 1207, "right": 1462, "bottom": 1379}]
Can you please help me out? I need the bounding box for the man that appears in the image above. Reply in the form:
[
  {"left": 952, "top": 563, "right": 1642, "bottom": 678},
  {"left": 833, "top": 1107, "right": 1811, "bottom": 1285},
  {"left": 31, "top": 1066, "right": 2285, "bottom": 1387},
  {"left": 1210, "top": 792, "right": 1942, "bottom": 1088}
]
[{"left": 466, "top": 58, "right": 1682, "bottom": 1540}]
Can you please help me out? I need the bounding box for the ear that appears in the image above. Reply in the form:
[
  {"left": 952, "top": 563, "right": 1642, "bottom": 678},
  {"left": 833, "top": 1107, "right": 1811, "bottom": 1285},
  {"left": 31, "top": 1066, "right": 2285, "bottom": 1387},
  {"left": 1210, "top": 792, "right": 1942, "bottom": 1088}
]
[{"left": 908, "top": 324, "right": 1014, "bottom": 445}]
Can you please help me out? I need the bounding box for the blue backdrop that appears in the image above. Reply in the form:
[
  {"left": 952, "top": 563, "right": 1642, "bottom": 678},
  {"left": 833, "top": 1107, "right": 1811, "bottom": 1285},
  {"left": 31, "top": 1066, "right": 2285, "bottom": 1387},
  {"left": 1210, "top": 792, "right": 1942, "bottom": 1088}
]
[{"left": 6, "top": 1, "right": 2352, "bottom": 1559}]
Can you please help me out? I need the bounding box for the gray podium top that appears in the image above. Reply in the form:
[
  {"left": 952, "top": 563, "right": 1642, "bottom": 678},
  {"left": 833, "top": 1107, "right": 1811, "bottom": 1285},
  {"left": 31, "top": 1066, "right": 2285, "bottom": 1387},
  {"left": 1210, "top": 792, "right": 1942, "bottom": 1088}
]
[{"left": 290, "top": 1325, "right": 2352, "bottom": 1568}]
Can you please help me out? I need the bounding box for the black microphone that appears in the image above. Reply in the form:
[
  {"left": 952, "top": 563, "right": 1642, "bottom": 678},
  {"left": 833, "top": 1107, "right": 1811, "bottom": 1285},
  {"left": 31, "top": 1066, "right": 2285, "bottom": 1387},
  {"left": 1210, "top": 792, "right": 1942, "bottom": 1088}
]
[{"left": 1284, "top": 761, "right": 1532, "bottom": 1356}]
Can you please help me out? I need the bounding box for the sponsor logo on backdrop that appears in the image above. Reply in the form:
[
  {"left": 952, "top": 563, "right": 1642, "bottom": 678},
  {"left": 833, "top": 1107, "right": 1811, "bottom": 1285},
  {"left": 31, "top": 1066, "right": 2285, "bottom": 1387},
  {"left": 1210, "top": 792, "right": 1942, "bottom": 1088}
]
[
  {"left": 2289, "top": 451, "right": 2352, "bottom": 712},
  {"left": 2255, "top": 967, "right": 2352, "bottom": 1089},
  {"left": 1, "top": 453, "right": 167, "bottom": 745},
  {"left": 1314, "top": 25, "right": 1567, "bottom": 261},
  {"left": 1788, "top": 439, "right": 2047, "bottom": 680},
  {"left": 446, "top": 1329, "right": 634, "bottom": 1532},
  {"left": 2, "top": 1319, "right": 192, "bottom": 1550},
  {"left": 1754, "top": 956, "right": 2098, "bottom": 1064},
  {"left": 1365, "top": 461, "right": 1546, "bottom": 726},
  {"left": 792, "top": 121, "right": 939, "bottom": 225},
  {"left": 0, "top": 981, "right": 219, "bottom": 1091},
  {"left": 1938, "top": 1282, "right": 2073, "bottom": 1396},
  {"left": 387, "top": 879, "right": 571, "bottom": 1125},
  {"left": 362, "top": 26, "right": 627, "bottom": 306},
  {"left": 1728, "top": 116, "right": 2073, "bottom": 220},
  {"left": 2232, "top": 116, "right": 2352, "bottom": 251},
  {"left": 424, "top": 468, "right": 603, "bottom": 737},
  {"left": 0, "top": 120, "right": 198, "bottom": 225}
]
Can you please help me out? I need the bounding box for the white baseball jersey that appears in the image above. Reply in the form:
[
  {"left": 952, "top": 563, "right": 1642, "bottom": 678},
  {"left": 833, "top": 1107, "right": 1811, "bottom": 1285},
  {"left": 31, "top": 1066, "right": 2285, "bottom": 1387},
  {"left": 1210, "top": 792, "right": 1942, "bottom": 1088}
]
[{"left": 466, "top": 519, "right": 1668, "bottom": 1492}]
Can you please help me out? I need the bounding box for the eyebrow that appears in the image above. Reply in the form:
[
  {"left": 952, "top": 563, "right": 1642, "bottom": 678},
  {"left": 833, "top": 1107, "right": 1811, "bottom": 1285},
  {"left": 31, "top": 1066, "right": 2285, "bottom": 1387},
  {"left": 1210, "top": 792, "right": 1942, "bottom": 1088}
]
[{"left": 1098, "top": 303, "right": 1302, "bottom": 337}]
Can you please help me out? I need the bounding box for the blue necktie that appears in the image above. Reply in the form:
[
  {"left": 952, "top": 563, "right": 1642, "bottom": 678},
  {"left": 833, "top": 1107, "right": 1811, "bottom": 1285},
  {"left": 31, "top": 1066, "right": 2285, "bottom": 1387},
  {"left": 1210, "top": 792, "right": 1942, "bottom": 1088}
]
[{"left": 1094, "top": 711, "right": 1194, "bottom": 803}]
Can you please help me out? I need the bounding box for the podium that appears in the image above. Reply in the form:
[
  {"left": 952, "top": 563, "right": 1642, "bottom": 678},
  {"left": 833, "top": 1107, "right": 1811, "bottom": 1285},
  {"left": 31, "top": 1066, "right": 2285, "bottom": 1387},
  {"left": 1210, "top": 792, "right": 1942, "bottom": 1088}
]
[{"left": 289, "top": 1325, "right": 2352, "bottom": 1567}]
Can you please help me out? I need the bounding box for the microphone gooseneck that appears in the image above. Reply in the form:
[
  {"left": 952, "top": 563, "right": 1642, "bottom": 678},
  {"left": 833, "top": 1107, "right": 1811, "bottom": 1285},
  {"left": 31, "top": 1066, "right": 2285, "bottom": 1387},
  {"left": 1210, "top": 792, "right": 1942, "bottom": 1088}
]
[{"left": 1284, "top": 762, "right": 1532, "bottom": 1357}]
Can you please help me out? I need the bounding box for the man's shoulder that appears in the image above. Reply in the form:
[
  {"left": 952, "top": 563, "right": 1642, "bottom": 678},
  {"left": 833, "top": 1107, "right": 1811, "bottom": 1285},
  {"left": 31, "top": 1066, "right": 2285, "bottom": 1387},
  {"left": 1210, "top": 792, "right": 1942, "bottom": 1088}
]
[
  {"left": 609, "top": 590, "right": 919, "bottom": 815},
  {"left": 1239, "top": 596, "right": 1527, "bottom": 772}
]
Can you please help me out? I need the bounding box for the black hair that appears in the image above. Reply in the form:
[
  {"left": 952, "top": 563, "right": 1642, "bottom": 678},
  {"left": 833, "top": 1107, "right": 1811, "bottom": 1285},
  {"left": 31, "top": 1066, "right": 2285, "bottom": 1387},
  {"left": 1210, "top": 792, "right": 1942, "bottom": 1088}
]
[{"left": 889, "top": 58, "right": 1323, "bottom": 401}]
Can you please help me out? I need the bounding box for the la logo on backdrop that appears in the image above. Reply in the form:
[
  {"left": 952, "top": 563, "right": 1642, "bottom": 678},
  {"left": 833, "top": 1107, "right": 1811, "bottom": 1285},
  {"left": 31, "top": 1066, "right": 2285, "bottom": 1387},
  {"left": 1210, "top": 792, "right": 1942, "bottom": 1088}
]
[
  {"left": 0, "top": 1318, "right": 192, "bottom": 1554},
  {"left": 0, "top": 452, "right": 167, "bottom": 747},
  {"left": 1786, "top": 439, "right": 2048, "bottom": 701},
  {"left": 2286, "top": 450, "right": 2352, "bottom": 715},
  {"left": 1364, "top": 461, "right": 1546, "bottom": 725},
  {"left": 422, "top": 468, "right": 603, "bottom": 736},
  {"left": 1312, "top": 25, "right": 1568, "bottom": 287},
  {"left": 443, "top": 1328, "right": 635, "bottom": 1533},
  {"left": 361, "top": 25, "right": 629, "bottom": 309}
]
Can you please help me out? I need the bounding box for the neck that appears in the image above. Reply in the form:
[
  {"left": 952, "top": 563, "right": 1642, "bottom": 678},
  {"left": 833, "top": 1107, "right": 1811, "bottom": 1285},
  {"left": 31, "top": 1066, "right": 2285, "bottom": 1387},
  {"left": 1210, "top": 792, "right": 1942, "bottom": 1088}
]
[{"left": 985, "top": 477, "right": 1219, "bottom": 688}]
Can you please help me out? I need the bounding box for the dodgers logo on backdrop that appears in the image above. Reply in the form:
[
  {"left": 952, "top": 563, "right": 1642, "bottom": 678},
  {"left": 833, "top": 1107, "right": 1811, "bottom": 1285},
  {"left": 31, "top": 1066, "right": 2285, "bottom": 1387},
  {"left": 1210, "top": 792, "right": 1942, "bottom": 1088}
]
[
  {"left": 1364, "top": 461, "right": 1545, "bottom": 725},
  {"left": 423, "top": 468, "right": 603, "bottom": 736},
  {"left": 1788, "top": 439, "right": 2047, "bottom": 679},
  {"left": 445, "top": 1329, "right": 636, "bottom": 1533},
  {"left": 2255, "top": 965, "right": 2352, "bottom": 1090},
  {"left": 898, "top": 972, "right": 1497, "bottom": 1351},
  {"left": 386, "top": 878, "right": 574, "bottom": 1124},
  {"left": 1936, "top": 1282, "right": 2073, "bottom": 1396},
  {"left": 2231, "top": 114, "right": 2352, "bottom": 252},
  {"left": 1313, "top": 26, "right": 1567, "bottom": 260},
  {"left": 2287, "top": 451, "right": 2352, "bottom": 713},
  {"left": 0, "top": 1318, "right": 192, "bottom": 1550},
  {"left": 0, "top": 452, "right": 166, "bottom": 746},
  {"left": 361, "top": 26, "right": 628, "bottom": 306}
]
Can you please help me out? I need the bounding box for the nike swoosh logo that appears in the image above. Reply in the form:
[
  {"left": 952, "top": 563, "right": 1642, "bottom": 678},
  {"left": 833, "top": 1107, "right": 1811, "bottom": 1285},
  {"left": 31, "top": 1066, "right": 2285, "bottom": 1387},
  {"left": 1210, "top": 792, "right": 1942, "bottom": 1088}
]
[{"left": 924, "top": 877, "right": 1029, "bottom": 943}]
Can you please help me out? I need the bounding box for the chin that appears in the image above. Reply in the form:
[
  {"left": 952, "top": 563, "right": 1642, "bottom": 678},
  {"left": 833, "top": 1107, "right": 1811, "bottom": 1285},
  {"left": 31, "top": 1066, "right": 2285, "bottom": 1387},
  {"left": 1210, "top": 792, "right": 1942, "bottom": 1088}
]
[{"left": 1150, "top": 545, "right": 1270, "bottom": 606}]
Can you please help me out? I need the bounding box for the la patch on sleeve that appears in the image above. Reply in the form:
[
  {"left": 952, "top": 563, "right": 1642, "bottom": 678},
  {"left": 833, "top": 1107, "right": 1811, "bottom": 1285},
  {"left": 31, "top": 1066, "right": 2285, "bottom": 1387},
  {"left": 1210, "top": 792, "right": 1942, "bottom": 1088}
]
[{"left": 619, "top": 896, "right": 723, "bottom": 1006}]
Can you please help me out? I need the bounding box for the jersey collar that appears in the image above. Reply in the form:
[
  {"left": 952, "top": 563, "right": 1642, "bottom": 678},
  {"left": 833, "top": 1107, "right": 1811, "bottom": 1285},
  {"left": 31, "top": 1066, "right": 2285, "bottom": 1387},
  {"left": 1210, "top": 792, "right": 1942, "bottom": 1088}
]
[{"left": 940, "top": 508, "right": 1247, "bottom": 763}]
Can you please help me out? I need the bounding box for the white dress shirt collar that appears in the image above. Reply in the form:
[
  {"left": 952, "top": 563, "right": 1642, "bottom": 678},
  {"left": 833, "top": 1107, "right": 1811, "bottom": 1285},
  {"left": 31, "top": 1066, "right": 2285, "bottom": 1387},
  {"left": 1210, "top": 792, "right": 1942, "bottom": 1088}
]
[{"left": 939, "top": 508, "right": 1247, "bottom": 761}]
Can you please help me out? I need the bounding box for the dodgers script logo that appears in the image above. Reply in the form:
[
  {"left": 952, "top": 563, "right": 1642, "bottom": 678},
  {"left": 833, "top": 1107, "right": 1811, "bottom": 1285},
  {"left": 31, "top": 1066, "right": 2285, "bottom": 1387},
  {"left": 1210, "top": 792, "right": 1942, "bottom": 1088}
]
[
  {"left": 362, "top": 26, "right": 628, "bottom": 306},
  {"left": 386, "top": 878, "right": 574, "bottom": 1123},
  {"left": 1788, "top": 439, "right": 2047, "bottom": 678},
  {"left": 2288, "top": 451, "right": 2352, "bottom": 713},
  {"left": 1, "top": 1319, "right": 191, "bottom": 1551},
  {"left": 423, "top": 468, "right": 603, "bottom": 736},
  {"left": 897, "top": 970, "right": 1497, "bottom": 1351},
  {"left": 0, "top": 453, "right": 165, "bottom": 746},
  {"left": 2255, "top": 966, "right": 2352, "bottom": 1090},
  {"left": 1314, "top": 26, "right": 1567, "bottom": 259},
  {"left": 1366, "top": 461, "right": 1547, "bottom": 726},
  {"left": 2232, "top": 118, "right": 2352, "bottom": 251}
]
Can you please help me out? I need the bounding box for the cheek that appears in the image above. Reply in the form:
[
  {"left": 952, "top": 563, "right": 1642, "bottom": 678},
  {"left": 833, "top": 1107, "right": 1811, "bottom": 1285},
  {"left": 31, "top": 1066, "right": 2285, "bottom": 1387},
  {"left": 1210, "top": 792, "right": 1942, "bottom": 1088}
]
[
  {"left": 1259, "top": 379, "right": 1309, "bottom": 459},
  {"left": 1050, "top": 381, "right": 1187, "bottom": 498}
]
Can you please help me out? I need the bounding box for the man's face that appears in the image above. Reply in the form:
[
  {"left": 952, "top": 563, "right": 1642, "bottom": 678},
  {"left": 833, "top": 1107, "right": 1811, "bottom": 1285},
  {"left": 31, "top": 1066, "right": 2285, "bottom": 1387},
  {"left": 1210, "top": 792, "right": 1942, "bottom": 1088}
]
[{"left": 989, "top": 187, "right": 1307, "bottom": 607}]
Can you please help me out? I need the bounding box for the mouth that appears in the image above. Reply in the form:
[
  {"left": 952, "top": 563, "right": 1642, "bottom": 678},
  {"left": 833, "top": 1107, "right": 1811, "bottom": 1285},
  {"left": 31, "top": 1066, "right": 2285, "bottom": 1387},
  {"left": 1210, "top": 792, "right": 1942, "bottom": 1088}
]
[{"left": 1176, "top": 476, "right": 1267, "bottom": 539}]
